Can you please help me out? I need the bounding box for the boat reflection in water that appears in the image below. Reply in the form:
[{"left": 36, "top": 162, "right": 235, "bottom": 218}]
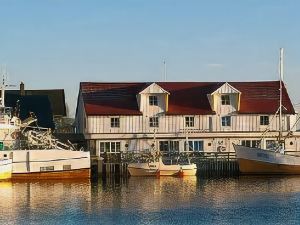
[{"left": 2, "top": 176, "right": 300, "bottom": 224}]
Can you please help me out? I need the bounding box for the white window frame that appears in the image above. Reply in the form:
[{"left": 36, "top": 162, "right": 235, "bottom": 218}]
[
  {"left": 184, "top": 140, "right": 204, "bottom": 152},
  {"left": 260, "top": 116, "right": 269, "bottom": 126},
  {"left": 241, "top": 140, "right": 260, "bottom": 148},
  {"left": 110, "top": 117, "right": 120, "bottom": 128},
  {"left": 159, "top": 140, "right": 179, "bottom": 152},
  {"left": 221, "top": 95, "right": 230, "bottom": 105},
  {"left": 185, "top": 116, "right": 195, "bottom": 127},
  {"left": 221, "top": 116, "right": 231, "bottom": 127},
  {"left": 99, "top": 141, "right": 121, "bottom": 154},
  {"left": 149, "top": 116, "right": 159, "bottom": 127},
  {"left": 149, "top": 95, "right": 158, "bottom": 106}
]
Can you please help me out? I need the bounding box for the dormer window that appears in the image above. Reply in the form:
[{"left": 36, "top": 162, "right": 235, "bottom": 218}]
[
  {"left": 221, "top": 95, "right": 230, "bottom": 105},
  {"left": 149, "top": 96, "right": 158, "bottom": 106}
]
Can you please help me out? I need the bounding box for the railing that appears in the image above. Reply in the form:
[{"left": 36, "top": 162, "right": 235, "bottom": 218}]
[{"left": 99, "top": 151, "right": 238, "bottom": 164}]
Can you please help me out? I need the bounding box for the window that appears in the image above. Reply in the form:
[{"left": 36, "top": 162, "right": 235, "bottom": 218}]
[
  {"left": 149, "top": 117, "right": 159, "bottom": 127},
  {"left": 63, "top": 165, "right": 71, "bottom": 170},
  {"left": 149, "top": 96, "right": 158, "bottom": 106},
  {"left": 185, "top": 116, "right": 194, "bottom": 127},
  {"left": 100, "top": 142, "right": 121, "bottom": 153},
  {"left": 260, "top": 116, "right": 269, "bottom": 126},
  {"left": 221, "top": 95, "right": 230, "bottom": 105},
  {"left": 111, "top": 117, "right": 120, "bottom": 127},
  {"left": 241, "top": 140, "right": 260, "bottom": 148},
  {"left": 221, "top": 116, "right": 231, "bottom": 126},
  {"left": 40, "top": 166, "right": 54, "bottom": 172},
  {"left": 159, "top": 141, "right": 179, "bottom": 152},
  {"left": 266, "top": 140, "right": 277, "bottom": 150},
  {"left": 184, "top": 140, "right": 204, "bottom": 152}
]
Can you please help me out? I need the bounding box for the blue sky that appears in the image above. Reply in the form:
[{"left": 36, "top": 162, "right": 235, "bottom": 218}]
[{"left": 0, "top": 0, "right": 300, "bottom": 116}]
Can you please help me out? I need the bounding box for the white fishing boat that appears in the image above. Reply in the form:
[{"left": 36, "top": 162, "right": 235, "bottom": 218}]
[
  {"left": 0, "top": 77, "right": 91, "bottom": 179},
  {"left": 127, "top": 161, "right": 159, "bottom": 176},
  {"left": 127, "top": 152, "right": 197, "bottom": 177},
  {"left": 233, "top": 144, "right": 300, "bottom": 174},
  {"left": 233, "top": 48, "right": 300, "bottom": 175},
  {"left": 0, "top": 158, "right": 12, "bottom": 180}
]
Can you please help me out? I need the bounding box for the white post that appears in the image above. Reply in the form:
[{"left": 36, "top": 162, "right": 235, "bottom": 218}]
[{"left": 279, "top": 48, "right": 284, "bottom": 142}]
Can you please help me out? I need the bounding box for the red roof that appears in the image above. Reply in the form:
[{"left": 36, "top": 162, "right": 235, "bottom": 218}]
[{"left": 80, "top": 81, "right": 295, "bottom": 116}]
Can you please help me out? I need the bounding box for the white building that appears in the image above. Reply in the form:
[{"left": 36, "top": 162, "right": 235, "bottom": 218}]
[{"left": 75, "top": 81, "right": 299, "bottom": 156}]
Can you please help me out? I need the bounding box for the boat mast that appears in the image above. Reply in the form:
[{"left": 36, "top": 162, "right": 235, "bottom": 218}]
[
  {"left": 0, "top": 66, "right": 6, "bottom": 108},
  {"left": 279, "top": 48, "right": 284, "bottom": 143}
]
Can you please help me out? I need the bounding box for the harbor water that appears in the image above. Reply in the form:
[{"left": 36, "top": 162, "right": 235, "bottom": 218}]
[{"left": 1, "top": 176, "right": 300, "bottom": 225}]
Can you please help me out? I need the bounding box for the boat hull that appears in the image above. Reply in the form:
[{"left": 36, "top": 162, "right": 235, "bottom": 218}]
[
  {"left": 0, "top": 159, "right": 12, "bottom": 180},
  {"left": 128, "top": 162, "right": 159, "bottom": 176},
  {"left": 180, "top": 164, "right": 197, "bottom": 176},
  {"left": 128, "top": 161, "right": 197, "bottom": 176},
  {"left": 0, "top": 150, "right": 91, "bottom": 179},
  {"left": 234, "top": 144, "right": 300, "bottom": 175},
  {"left": 238, "top": 158, "right": 300, "bottom": 175},
  {"left": 11, "top": 168, "right": 90, "bottom": 179}
]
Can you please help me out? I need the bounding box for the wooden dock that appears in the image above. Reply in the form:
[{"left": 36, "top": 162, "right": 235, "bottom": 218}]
[{"left": 92, "top": 152, "right": 240, "bottom": 178}]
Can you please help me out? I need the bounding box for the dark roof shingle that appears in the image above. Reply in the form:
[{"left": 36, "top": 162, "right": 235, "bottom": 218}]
[{"left": 79, "top": 81, "right": 295, "bottom": 116}]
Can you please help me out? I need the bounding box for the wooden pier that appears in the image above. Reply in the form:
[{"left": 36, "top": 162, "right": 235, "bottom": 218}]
[{"left": 92, "top": 152, "right": 240, "bottom": 178}]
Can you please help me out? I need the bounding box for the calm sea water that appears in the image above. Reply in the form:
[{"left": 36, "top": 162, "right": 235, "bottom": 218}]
[{"left": 1, "top": 176, "right": 300, "bottom": 225}]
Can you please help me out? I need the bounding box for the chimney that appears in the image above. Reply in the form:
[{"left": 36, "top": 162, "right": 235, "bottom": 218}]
[{"left": 20, "top": 82, "right": 25, "bottom": 96}]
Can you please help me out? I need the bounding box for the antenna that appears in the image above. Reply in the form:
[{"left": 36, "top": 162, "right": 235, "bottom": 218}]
[{"left": 163, "top": 59, "right": 167, "bottom": 81}]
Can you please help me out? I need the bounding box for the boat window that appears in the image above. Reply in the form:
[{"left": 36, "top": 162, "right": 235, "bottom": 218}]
[
  {"left": 63, "top": 165, "right": 71, "bottom": 170},
  {"left": 40, "top": 166, "right": 54, "bottom": 172}
]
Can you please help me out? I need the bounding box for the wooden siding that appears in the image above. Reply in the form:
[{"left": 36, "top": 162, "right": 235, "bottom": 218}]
[{"left": 86, "top": 114, "right": 295, "bottom": 134}]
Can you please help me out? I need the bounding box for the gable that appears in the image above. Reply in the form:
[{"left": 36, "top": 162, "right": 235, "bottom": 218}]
[
  {"left": 211, "top": 82, "right": 241, "bottom": 95},
  {"left": 139, "top": 83, "right": 170, "bottom": 94}
]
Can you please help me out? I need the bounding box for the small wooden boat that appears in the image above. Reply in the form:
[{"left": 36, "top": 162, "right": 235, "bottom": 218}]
[
  {"left": 128, "top": 157, "right": 197, "bottom": 177},
  {"left": 127, "top": 162, "right": 159, "bottom": 176},
  {"left": 179, "top": 163, "right": 197, "bottom": 176},
  {"left": 0, "top": 159, "right": 12, "bottom": 180}
]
